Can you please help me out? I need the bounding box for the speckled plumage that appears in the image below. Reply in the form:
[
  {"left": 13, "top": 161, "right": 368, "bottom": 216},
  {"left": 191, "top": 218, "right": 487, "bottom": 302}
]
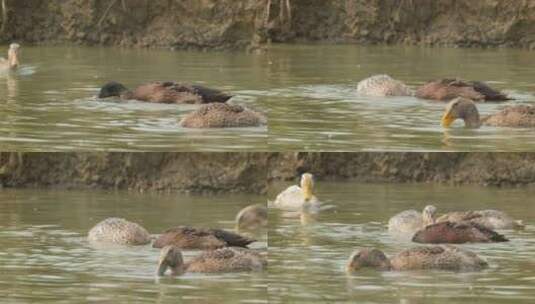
[
  {"left": 235, "top": 204, "right": 268, "bottom": 230},
  {"left": 436, "top": 209, "right": 524, "bottom": 230},
  {"left": 179, "top": 103, "right": 266, "bottom": 128},
  {"left": 356, "top": 74, "right": 413, "bottom": 97},
  {"left": 87, "top": 217, "right": 151, "bottom": 245},
  {"left": 152, "top": 226, "right": 255, "bottom": 250},
  {"left": 390, "top": 246, "right": 488, "bottom": 271}
]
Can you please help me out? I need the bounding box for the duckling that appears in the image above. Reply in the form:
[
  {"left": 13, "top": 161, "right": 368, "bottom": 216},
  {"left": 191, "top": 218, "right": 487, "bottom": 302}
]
[
  {"left": 436, "top": 209, "right": 524, "bottom": 230},
  {"left": 442, "top": 97, "right": 535, "bottom": 128},
  {"left": 179, "top": 103, "right": 266, "bottom": 128},
  {"left": 235, "top": 204, "right": 268, "bottom": 230},
  {"left": 152, "top": 226, "right": 255, "bottom": 250},
  {"left": 387, "top": 205, "right": 437, "bottom": 234},
  {"left": 0, "top": 43, "right": 20, "bottom": 70},
  {"left": 416, "top": 78, "right": 509, "bottom": 101},
  {"left": 271, "top": 173, "right": 321, "bottom": 212},
  {"left": 412, "top": 221, "right": 509, "bottom": 244},
  {"left": 98, "top": 81, "right": 232, "bottom": 104},
  {"left": 346, "top": 246, "right": 488, "bottom": 272},
  {"left": 87, "top": 217, "right": 151, "bottom": 245},
  {"left": 157, "top": 245, "right": 267, "bottom": 276},
  {"left": 356, "top": 74, "right": 413, "bottom": 97}
]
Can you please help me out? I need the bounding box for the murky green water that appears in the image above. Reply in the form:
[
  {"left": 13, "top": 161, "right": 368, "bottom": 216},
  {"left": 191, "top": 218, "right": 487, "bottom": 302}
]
[
  {"left": 0, "top": 189, "right": 267, "bottom": 303},
  {"left": 265, "top": 44, "right": 535, "bottom": 151},
  {"left": 268, "top": 181, "right": 535, "bottom": 303},
  {"left": 0, "top": 46, "right": 267, "bottom": 151}
]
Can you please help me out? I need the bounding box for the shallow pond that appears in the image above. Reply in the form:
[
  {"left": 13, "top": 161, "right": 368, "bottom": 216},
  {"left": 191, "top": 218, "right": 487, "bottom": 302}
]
[
  {"left": 265, "top": 44, "right": 535, "bottom": 151},
  {"left": 0, "top": 46, "right": 267, "bottom": 151},
  {"left": 0, "top": 189, "right": 267, "bottom": 303},
  {"left": 268, "top": 181, "right": 535, "bottom": 303}
]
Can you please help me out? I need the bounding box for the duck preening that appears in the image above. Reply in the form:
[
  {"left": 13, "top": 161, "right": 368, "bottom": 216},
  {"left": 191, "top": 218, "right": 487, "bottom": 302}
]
[
  {"left": 0, "top": 43, "right": 20, "bottom": 70},
  {"left": 179, "top": 103, "right": 267, "bottom": 128},
  {"left": 441, "top": 98, "right": 535, "bottom": 128},
  {"left": 157, "top": 246, "right": 267, "bottom": 276},
  {"left": 416, "top": 78, "right": 510, "bottom": 101},
  {"left": 387, "top": 205, "right": 437, "bottom": 234},
  {"left": 98, "top": 81, "right": 232, "bottom": 104},
  {"left": 152, "top": 226, "right": 255, "bottom": 250},
  {"left": 347, "top": 246, "right": 488, "bottom": 272},
  {"left": 271, "top": 173, "right": 321, "bottom": 212},
  {"left": 87, "top": 217, "right": 151, "bottom": 246}
]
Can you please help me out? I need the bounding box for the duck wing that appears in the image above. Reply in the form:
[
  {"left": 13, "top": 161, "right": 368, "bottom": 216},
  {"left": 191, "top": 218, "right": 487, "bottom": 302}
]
[
  {"left": 153, "top": 226, "right": 254, "bottom": 249},
  {"left": 412, "top": 221, "right": 508, "bottom": 244},
  {"left": 483, "top": 105, "right": 535, "bottom": 127},
  {"left": 186, "top": 247, "right": 266, "bottom": 272}
]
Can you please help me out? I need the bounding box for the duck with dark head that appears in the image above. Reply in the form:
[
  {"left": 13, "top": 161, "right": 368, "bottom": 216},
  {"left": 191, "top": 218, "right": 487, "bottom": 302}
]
[{"left": 97, "top": 81, "right": 233, "bottom": 104}]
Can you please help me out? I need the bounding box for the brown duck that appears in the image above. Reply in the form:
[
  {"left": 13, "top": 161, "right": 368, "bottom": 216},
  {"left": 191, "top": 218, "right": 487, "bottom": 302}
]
[
  {"left": 152, "top": 226, "right": 255, "bottom": 250},
  {"left": 235, "top": 204, "right": 268, "bottom": 230},
  {"left": 157, "top": 246, "right": 267, "bottom": 276},
  {"left": 87, "top": 217, "right": 151, "bottom": 246},
  {"left": 412, "top": 221, "right": 509, "bottom": 244},
  {"left": 441, "top": 98, "right": 535, "bottom": 128},
  {"left": 179, "top": 103, "right": 267, "bottom": 128},
  {"left": 347, "top": 246, "right": 488, "bottom": 272},
  {"left": 97, "top": 81, "right": 232, "bottom": 104},
  {"left": 416, "top": 78, "right": 510, "bottom": 101}
]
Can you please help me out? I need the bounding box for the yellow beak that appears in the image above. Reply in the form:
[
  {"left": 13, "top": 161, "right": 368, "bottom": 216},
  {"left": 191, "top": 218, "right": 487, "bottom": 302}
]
[{"left": 441, "top": 112, "right": 455, "bottom": 128}]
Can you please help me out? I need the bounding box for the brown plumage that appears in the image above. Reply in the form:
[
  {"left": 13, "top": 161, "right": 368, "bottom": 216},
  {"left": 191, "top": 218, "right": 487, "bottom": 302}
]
[
  {"left": 98, "top": 81, "right": 232, "bottom": 104},
  {"left": 179, "top": 103, "right": 267, "bottom": 128},
  {"left": 347, "top": 246, "right": 488, "bottom": 272},
  {"left": 436, "top": 210, "right": 524, "bottom": 230},
  {"left": 87, "top": 217, "right": 151, "bottom": 246},
  {"left": 157, "top": 246, "right": 267, "bottom": 276},
  {"left": 152, "top": 226, "right": 255, "bottom": 250},
  {"left": 416, "top": 79, "right": 510, "bottom": 102},
  {"left": 235, "top": 204, "right": 268, "bottom": 230},
  {"left": 412, "top": 221, "right": 509, "bottom": 244}
]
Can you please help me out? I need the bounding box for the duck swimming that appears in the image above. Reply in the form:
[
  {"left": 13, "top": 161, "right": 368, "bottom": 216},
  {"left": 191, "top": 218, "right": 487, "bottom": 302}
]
[
  {"left": 271, "top": 173, "right": 321, "bottom": 212},
  {"left": 442, "top": 97, "right": 535, "bottom": 128},
  {"left": 179, "top": 103, "right": 267, "bottom": 128},
  {"left": 235, "top": 204, "right": 268, "bottom": 230},
  {"left": 416, "top": 79, "right": 510, "bottom": 101},
  {"left": 152, "top": 226, "right": 255, "bottom": 250},
  {"left": 98, "top": 81, "right": 232, "bottom": 104},
  {"left": 387, "top": 205, "right": 437, "bottom": 234},
  {"left": 436, "top": 209, "right": 524, "bottom": 230},
  {"left": 412, "top": 221, "right": 509, "bottom": 244},
  {"left": 0, "top": 43, "right": 20, "bottom": 71},
  {"left": 356, "top": 74, "right": 413, "bottom": 97},
  {"left": 346, "top": 246, "right": 488, "bottom": 272},
  {"left": 157, "top": 245, "right": 267, "bottom": 276},
  {"left": 87, "top": 217, "right": 151, "bottom": 245}
]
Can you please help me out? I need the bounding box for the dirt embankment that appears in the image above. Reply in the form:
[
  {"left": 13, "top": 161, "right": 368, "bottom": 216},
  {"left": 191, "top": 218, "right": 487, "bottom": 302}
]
[
  {"left": 1, "top": 153, "right": 535, "bottom": 193},
  {"left": 2, "top": 0, "right": 535, "bottom": 50}
]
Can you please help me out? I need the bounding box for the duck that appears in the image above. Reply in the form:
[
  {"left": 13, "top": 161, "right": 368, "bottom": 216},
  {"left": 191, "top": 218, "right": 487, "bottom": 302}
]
[
  {"left": 179, "top": 103, "right": 267, "bottom": 128},
  {"left": 416, "top": 78, "right": 510, "bottom": 101},
  {"left": 271, "top": 173, "right": 321, "bottom": 212},
  {"left": 441, "top": 97, "right": 535, "bottom": 128},
  {"left": 157, "top": 245, "right": 267, "bottom": 276},
  {"left": 412, "top": 221, "right": 509, "bottom": 244},
  {"left": 387, "top": 205, "right": 437, "bottom": 234},
  {"left": 346, "top": 245, "right": 488, "bottom": 272},
  {"left": 235, "top": 204, "right": 268, "bottom": 230},
  {"left": 87, "top": 217, "right": 151, "bottom": 245},
  {"left": 0, "top": 43, "right": 20, "bottom": 71},
  {"left": 356, "top": 74, "right": 413, "bottom": 97},
  {"left": 97, "top": 81, "right": 232, "bottom": 104},
  {"left": 152, "top": 226, "right": 256, "bottom": 250},
  {"left": 436, "top": 209, "right": 524, "bottom": 230}
]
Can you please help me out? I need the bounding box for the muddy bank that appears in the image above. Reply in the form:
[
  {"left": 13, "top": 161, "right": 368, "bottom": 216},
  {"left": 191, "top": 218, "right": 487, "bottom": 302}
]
[
  {"left": 0, "top": 153, "right": 268, "bottom": 193},
  {"left": 268, "top": 153, "right": 535, "bottom": 187},
  {"left": 2, "top": 1, "right": 535, "bottom": 50}
]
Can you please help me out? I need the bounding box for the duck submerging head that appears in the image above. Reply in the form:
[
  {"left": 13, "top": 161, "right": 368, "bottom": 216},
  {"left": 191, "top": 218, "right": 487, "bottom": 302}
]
[
  {"left": 346, "top": 248, "right": 392, "bottom": 272},
  {"left": 157, "top": 245, "right": 186, "bottom": 276},
  {"left": 98, "top": 81, "right": 129, "bottom": 98}
]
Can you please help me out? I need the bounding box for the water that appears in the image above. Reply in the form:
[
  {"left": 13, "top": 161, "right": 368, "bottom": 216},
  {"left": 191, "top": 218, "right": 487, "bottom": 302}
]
[
  {"left": 265, "top": 44, "right": 535, "bottom": 151},
  {"left": 0, "top": 189, "right": 267, "bottom": 303},
  {"left": 0, "top": 46, "right": 268, "bottom": 151},
  {"left": 268, "top": 181, "right": 535, "bottom": 303}
]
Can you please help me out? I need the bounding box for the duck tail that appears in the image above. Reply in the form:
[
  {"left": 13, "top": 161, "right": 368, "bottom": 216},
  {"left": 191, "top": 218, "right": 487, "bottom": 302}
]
[{"left": 489, "top": 230, "right": 509, "bottom": 242}]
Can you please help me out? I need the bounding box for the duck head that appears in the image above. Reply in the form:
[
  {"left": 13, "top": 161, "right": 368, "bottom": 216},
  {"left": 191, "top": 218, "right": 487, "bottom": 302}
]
[
  {"left": 441, "top": 98, "right": 481, "bottom": 128},
  {"left": 300, "top": 173, "right": 314, "bottom": 201},
  {"left": 98, "top": 81, "right": 129, "bottom": 98},
  {"left": 157, "top": 245, "right": 186, "bottom": 276},
  {"left": 7, "top": 43, "right": 20, "bottom": 69},
  {"left": 346, "top": 248, "right": 392, "bottom": 272},
  {"left": 422, "top": 205, "right": 437, "bottom": 226}
]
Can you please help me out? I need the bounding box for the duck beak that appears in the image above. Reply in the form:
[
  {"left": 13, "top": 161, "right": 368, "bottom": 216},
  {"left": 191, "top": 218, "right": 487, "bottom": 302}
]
[
  {"left": 156, "top": 258, "right": 168, "bottom": 276},
  {"left": 441, "top": 111, "right": 455, "bottom": 128}
]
